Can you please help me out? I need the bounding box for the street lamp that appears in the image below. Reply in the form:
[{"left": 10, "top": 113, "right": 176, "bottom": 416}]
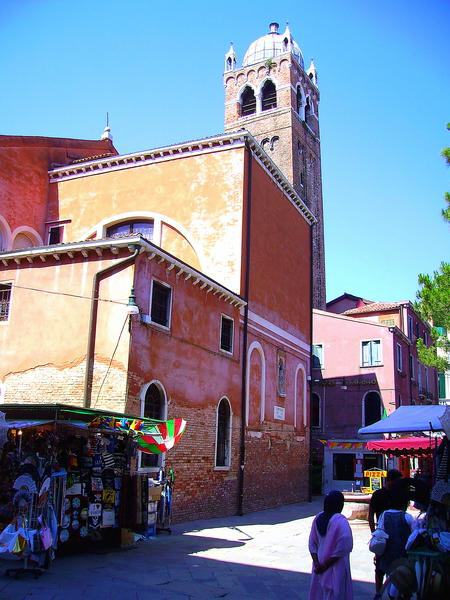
[{"left": 127, "top": 287, "right": 140, "bottom": 315}]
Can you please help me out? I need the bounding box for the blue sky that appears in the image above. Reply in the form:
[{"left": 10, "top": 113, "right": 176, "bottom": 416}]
[{"left": 1, "top": 0, "right": 448, "bottom": 304}]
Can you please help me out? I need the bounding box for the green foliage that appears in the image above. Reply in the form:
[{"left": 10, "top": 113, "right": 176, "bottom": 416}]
[{"left": 415, "top": 263, "right": 450, "bottom": 370}]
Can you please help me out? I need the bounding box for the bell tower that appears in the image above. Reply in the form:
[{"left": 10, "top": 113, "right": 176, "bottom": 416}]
[{"left": 224, "top": 22, "right": 326, "bottom": 310}]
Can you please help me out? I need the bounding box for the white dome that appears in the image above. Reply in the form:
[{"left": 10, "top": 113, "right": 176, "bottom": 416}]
[{"left": 242, "top": 23, "right": 304, "bottom": 69}]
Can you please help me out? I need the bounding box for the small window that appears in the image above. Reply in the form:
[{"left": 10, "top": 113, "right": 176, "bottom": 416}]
[
  {"left": 333, "top": 454, "right": 355, "bottom": 481},
  {"left": 396, "top": 343, "right": 403, "bottom": 372},
  {"left": 408, "top": 316, "right": 414, "bottom": 339},
  {"left": 241, "top": 86, "right": 256, "bottom": 116},
  {"left": 312, "top": 344, "right": 323, "bottom": 369},
  {"left": 311, "top": 393, "right": 321, "bottom": 428},
  {"left": 418, "top": 365, "right": 423, "bottom": 389},
  {"left": 261, "top": 80, "right": 277, "bottom": 111},
  {"left": 361, "top": 340, "right": 382, "bottom": 367},
  {"left": 425, "top": 368, "right": 429, "bottom": 392},
  {"left": 150, "top": 281, "right": 172, "bottom": 328},
  {"left": 106, "top": 220, "right": 154, "bottom": 240},
  {"left": 215, "top": 398, "right": 231, "bottom": 467},
  {"left": 409, "top": 354, "right": 415, "bottom": 380},
  {"left": 260, "top": 138, "right": 270, "bottom": 151},
  {"left": 0, "top": 283, "right": 12, "bottom": 322},
  {"left": 415, "top": 322, "right": 419, "bottom": 337},
  {"left": 48, "top": 225, "right": 64, "bottom": 245},
  {"left": 423, "top": 331, "right": 428, "bottom": 346},
  {"left": 220, "top": 315, "right": 234, "bottom": 354}
]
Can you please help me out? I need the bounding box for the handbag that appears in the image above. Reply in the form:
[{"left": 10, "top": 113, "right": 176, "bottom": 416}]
[{"left": 369, "top": 527, "right": 389, "bottom": 556}]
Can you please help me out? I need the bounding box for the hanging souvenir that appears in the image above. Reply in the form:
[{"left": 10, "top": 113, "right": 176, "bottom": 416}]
[{"left": 79, "top": 526, "right": 88, "bottom": 538}]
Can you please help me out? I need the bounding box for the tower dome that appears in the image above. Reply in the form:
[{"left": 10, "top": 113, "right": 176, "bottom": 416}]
[{"left": 242, "top": 22, "right": 304, "bottom": 69}]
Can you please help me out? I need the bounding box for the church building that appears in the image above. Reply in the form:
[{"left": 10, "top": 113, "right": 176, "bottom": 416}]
[{"left": 0, "top": 23, "right": 318, "bottom": 520}]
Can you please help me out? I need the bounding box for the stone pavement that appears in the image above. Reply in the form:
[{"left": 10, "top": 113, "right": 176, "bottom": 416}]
[{"left": 0, "top": 498, "right": 376, "bottom": 599}]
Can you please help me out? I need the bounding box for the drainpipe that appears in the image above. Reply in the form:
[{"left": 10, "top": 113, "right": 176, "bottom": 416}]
[
  {"left": 83, "top": 243, "right": 141, "bottom": 408},
  {"left": 308, "top": 222, "right": 314, "bottom": 502},
  {"left": 237, "top": 141, "right": 253, "bottom": 517}
]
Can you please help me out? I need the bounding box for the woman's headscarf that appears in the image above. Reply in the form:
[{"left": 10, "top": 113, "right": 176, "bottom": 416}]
[{"left": 316, "top": 490, "right": 345, "bottom": 536}]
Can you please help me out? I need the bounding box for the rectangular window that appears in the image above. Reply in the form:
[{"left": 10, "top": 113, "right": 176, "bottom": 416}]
[
  {"left": 418, "top": 364, "right": 423, "bottom": 390},
  {"left": 396, "top": 343, "right": 403, "bottom": 372},
  {"left": 438, "top": 373, "right": 446, "bottom": 399},
  {"left": 361, "top": 340, "right": 382, "bottom": 367},
  {"left": 415, "top": 322, "right": 419, "bottom": 337},
  {"left": 220, "top": 315, "right": 234, "bottom": 354},
  {"left": 312, "top": 344, "right": 323, "bottom": 368},
  {"left": 408, "top": 316, "right": 413, "bottom": 339},
  {"left": 333, "top": 454, "right": 355, "bottom": 481},
  {"left": 425, "top": 368, "right": 429, "bottom": 392},
  {"left": 0, "top": 283, "right": 12, "bottom": 322},
  {"left": 48, "top": 225, "right": 64, "bottom": 245},
  {"left": 409, "top": 354, "right": 415, "bottom": 380},
  {"left": 423, "top": 331, "right": 428, "bottom": 346},
  {"left": 150, "top": 281, "right": 172, "bottom": 328}
]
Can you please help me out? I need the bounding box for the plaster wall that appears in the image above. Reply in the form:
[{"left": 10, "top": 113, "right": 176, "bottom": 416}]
[{"left": 51, "top": 148, "right": 245, "bottom": 292}]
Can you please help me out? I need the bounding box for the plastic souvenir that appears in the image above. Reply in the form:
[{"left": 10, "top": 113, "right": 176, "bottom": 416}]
[
  {"left": 72, "top": 497, "right": 81, "bottom": 509},
  {"left": 59, "top": 529, "right": 69, "bottom": 543},
  {"left": 72, "top": 519, "right": 80, "bottom": 530},
  {"left": 62, "top": 514, "right": 70, "bottom": 529},
  {"left": 79, "top": 526, "right": 88, "bottom": 538}
]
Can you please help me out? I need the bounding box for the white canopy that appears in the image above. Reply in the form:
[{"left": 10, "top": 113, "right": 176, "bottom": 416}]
[{"left": 358, "top": 405, "right": 448, "bottom": 435}]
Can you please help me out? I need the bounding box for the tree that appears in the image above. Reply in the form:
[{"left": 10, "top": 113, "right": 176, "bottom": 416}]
[
  {"left": 415, "top": 263, "right": 450, "bottom": 371},
  {"left": 414, "top": 124, "right": 450, "bottom": 371}
]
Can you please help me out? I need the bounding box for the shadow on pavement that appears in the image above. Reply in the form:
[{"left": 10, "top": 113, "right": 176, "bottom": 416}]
[{"left": 173, "top": 498, "right": 324, "bottom": 536}]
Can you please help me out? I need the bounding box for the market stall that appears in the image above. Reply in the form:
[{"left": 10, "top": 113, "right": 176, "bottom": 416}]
[
  {"left": 359, "top": 405, "right": 450, "bottom": 598},
  {"left": 0, "top": 404, "right": 186, "bottom": 577}
]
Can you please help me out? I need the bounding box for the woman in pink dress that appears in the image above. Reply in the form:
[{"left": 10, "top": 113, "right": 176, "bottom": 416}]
[{"left": 309, "top": 490, "right": 353, "bottom": 600}]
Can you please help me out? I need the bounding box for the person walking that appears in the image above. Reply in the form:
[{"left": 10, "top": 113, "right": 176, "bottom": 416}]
[
  {"left": 376, "top": 489, "right": 415, "bottom": 581},
  {"left": 368, "top": 469, "right": 402, "bottom": 596},
  {"left": 309, "top": 490, "right": 353, "bottom": 600}
]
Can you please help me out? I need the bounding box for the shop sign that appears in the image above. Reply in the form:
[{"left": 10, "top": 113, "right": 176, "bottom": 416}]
[{"left": 315, "top": 379, "right": 378, "bottom": 387}]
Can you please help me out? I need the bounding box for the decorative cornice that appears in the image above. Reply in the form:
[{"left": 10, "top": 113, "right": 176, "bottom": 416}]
[
  {"left": 47, "top": 131, "right": 316, "bottom": 225},
  {"left": 0, "top": 235, "right": 246, "bottom": 308}
]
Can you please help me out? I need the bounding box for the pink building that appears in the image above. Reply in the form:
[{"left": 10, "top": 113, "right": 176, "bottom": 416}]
[{"left": 311, "top": 299, "right": 439, "bottom": 493}]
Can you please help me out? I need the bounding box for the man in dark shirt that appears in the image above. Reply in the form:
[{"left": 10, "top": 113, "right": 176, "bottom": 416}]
[{"left": 368, "top": 469, "right": 402, "bottom": 597}]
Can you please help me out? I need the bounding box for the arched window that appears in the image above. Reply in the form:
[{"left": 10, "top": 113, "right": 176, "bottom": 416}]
[
  {"left": 283, "top": 37, "right": 289, "bottom": 51},
  {"left": 296, "top": 86, "right": 303, "bottom": 114},
  {"left": 305, "top": 97, "right": 311, "bottom": 120},
  {"left": 261, "top": 80, "right": 277, "bottom": 111},
  {"left": 270, "top": 136, "right": 279, "bottom": 151},
  {"left": 311, "top": 393, "right": 321, "bottom": 428},
  {"left": 106, "top": 219, "right": 154, "bottom": 240},
  {"left": 226, "top": 57, "right": 232, "bottom": 70},
  {"left": 215, "top": 397, "right": 232, "bottom": 467},
  {"left": 363, "top": 392, "right": 382, "bottom": 427},
  {"left": 241, "top": 86, "right": 256, "bottom": 116},
  {"left": 0, "top": 230, "right": 4, "bottom": 251},
  {"left": 260, "top": 138, "right": 270, "bottom": 151},
  {"left": 140, "top": 382, "right": 166, "bottom": 469}
]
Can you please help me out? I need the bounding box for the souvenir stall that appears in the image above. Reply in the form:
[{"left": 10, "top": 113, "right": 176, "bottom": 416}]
[
  {"left": 359, "top": 405, "right": 450, "bottom": 599},
  {"left": 0, "top": 404, "right": 186, "bottom": 576}
]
